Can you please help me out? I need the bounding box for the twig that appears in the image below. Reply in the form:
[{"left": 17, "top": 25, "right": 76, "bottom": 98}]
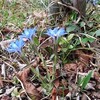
[
  {"left": 37, "top": 37, "right": 52, "bottom": 50},
  {"left": 3, "top": 61, "right": 16, "bottom": 73},
  {"left": 57, "top": 2, "right": 82, "bottom": 17},
  {"left": 16, "top": 76, "right": 32, "bottom": 100}
]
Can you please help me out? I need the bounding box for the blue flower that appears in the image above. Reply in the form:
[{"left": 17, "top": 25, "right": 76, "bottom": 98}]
[
  {"left": 86, "top": 0, "right": 99, "bottom": 5},
  {"left": 92, "top": 0, "right": 99, "bottom": 5},
  {"left": 19, "top": 27, "right": 37, "bottom": 41},
  {"left": 6, "top": 39, "right": 25, "bottom": 53},
  {"left": 45, "top": 27, "right": 66, "bottom": 39}
]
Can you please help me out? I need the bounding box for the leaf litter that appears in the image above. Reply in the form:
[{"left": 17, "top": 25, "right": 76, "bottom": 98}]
[{"left": 0, "top": 0, "right": 100, "bottom": 100}]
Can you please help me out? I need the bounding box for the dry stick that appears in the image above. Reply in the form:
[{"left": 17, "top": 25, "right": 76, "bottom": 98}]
[
  {"left": 58, "top": 1, "right": 85, "bottom": 23},
  {"left": 83, "top": 92, "right": 91, "bottom": 100},
  {"left": 16, "top": 76, "right": 32, "bottom": 100},
  {"left": 57, "top": 2, "right": 82, "bottom": 17},
  {"left": 49, "top": 1, "right": 86, "bottom": 24},
  {"left": 3, "top": 61, "right": 16, "bottom": 73},
  {"left": 37, "top": 37, "right": 52, "bottom": 51}
]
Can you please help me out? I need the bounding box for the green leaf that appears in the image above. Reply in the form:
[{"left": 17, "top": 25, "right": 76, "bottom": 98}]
[
  {"left": 33, "top": 37, "right": 39, "bottom": 46},
  {"left": 67, "top": 34, "right": 75, "bottom": 41},
  {"left": 95, "top": 29, "right": 100, "bottom": 37},
  {"left": 69, "top": 45, "right": 73, "bottom": 49},
  {"left": 36, "top": 67, "right": 40, "bottom": 77},
  {"left": 81, "top": 37, "right": 95, "bottom": 44},
  {"left": 88, "top": 38, "right": 95, "bottom": 43},
  {"left": 80, "top": 21, "right": 86, "bottom": 27},
  {"left": 77, "top": 76, "right": 83, "bottom": 86},
  {"left": 66, "top": 25, "right": 77, "bottom": 33},
  {"left": 81, "top": 38, "right": 89, "bottom": 44},
  {"left": 11, "top": 88, "right": 19, "bottom": 97},
  {"left": 81, "top": 71, "right": 93, "bottom": 90},
  {"left": 87, "top": 22, "right": 93, "bottom": 28},
  {"left": 62, "top": 48, "right": 68, "bottom": 52},
  {"left": 59, "top": 37, "right": 68, "bottom": 45}
]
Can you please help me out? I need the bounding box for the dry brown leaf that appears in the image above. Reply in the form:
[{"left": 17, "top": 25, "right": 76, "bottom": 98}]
[
  {"left": 23, "top": 81, "right": 41, "bottom": 99},
  {"left": 76, "top": 50, "right": 93, "bottom": 65},
  {"left": 64, "top": 63, "right": 77, "bottom": 73},
  {"left": 17, "top": 68, "right": 42, "bottom": 100},
  {"left": 57, "top": 88, "right": 69, "bottom": 96},
  {"left": 93, "top": 91, "right": 100, "bottom": 99},
  {"left": 39, "top": 37, "right": 53, "bottom": 49},
  {"left": 94, "top": 71, "right": 100, "bottom": 82},
  {"left": 96, "top": 84, "right": 100, "bottom": 90},
  {"left": 33, "top": 11, "right": 47, "bottom": 20},
  {"left": 61, "top": 79, "right": 68, "bottom": 87},
  {"left": 1, "top": 27, "right": 21, "bottom": 35},
  {"left": 51, "top": 85, "right": 69, "bottom": 100},
  {"left": 81, "top": 93, "right": 88, "bottom": 100},
  {"left": 1, "top": 95, "right": 10, "bottom": 100},
  {"left": 47, "top": 67, "right": 60, "bottom": 78},
  {"left": 53, "top": 79, "right": 60, "bottom": 88},
  {"left": 64, "top": 50, "right": 94, "bottom": 74},
  {"left": 17, "top": 68, "right": 30, "bottom": 82},
  {"left": 51, "top": 87, "right": 57, "bottom": 100}
]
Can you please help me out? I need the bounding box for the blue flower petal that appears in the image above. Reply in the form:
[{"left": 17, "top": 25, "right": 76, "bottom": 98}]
[
  {"left": 93, "top": 0, "right": 98, "bottom": 5},
  {"left": 16, "top": 39, "right": 25, "bottom": 48},
  {"left": 6, "top": 27, "right": 37, "bottom": 53},
  {"left": 53, "top": 27, "right": 59, "bottom": 33},
  {"left": 44, "top": 27, "right": 66, "bottom": 39},
  {"left": 19, "top": 27, "right": 37, "bottom": 40},
  {"left": 6, "top": 48, "right": 20, "bottom": 53},
  {"left": 56, "top": 28, "right": 66, "bottom": 37},
  {"left": 6, "top": 39, "right": 25, "bottom": 53}
]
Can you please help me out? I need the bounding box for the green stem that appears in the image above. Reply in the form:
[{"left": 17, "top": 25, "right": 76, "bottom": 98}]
[{"left": 52, "top": 38, "right": 58, "bottom": 80}]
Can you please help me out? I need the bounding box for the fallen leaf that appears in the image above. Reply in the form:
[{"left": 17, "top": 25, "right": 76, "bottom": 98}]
[
  {"left": 94, "top": 71, "right": 100, "bottom": 82},
  {"left": 17, "top": 68, "right": 30, "bottom": 82},
  {"left": 51, "top": 86, "right": 69, "bottom": 100},
  {"left": 93, "top": 91, "right": 100, "bottom": 99},
  {"left": 57, "top": 88, "right": 69, "bottom": 96},
  {"left": 17, "top": 68, "right": 42, "bottom": 100},
  {"left": 61, "top": 79, "right": 68, "bottom": 87},
  {"left": 1, "top": 27, "right": 21, "bottom": 35},
  {"left": 51, "top": 87, "right": 57, "bottom": 100},
  {"left": 23, "top": 81, "right": 41, "bottom": 99},
  {"left": 81, "top": 93, "right": 88, "bottom": 100},
  {"left": 33, "top": 11, "right": 47, "bottom": 20},
  {"left": 76, "top": 50, "right": 93, "bottom": 65},
  {"left": 1, "top": 95, "right": 11, "bottom": 100},
  {"left": 53, "top": 79, "right": 60, "bottom": 88},
  {"left": 64, "top": 63, "right": 77, "bottom": 73}
]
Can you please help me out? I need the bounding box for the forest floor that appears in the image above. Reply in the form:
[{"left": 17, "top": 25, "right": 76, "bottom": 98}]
[{"left": 0, "top": 0, "right": 100, "bottom": 100}]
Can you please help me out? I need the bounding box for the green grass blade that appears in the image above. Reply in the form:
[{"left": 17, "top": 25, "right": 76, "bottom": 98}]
[{"left": 81, "top": 70, "right": 93, "bottom": 91}]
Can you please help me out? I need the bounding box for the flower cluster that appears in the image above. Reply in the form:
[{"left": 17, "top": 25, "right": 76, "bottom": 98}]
[
  {"left": 92, "top": 0, "right": 99, "bottom": 5},
  {"left": 6, "top": 27, "right": 66, "bottom": 53},
  {"left": 19, "top": 27, "right": 37, "bottom": 41},
  {"left": 45, "top": 27, "right": 66, "bottom": 40},
  {"left": 6, "top": 39, "right": 25, "bottom": 53},
  {"left": 6, "top": 27, "right": 37, "bottom": 53},
  {"left": 86, "top": 0, "right": 99, "bottom": 5}
]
